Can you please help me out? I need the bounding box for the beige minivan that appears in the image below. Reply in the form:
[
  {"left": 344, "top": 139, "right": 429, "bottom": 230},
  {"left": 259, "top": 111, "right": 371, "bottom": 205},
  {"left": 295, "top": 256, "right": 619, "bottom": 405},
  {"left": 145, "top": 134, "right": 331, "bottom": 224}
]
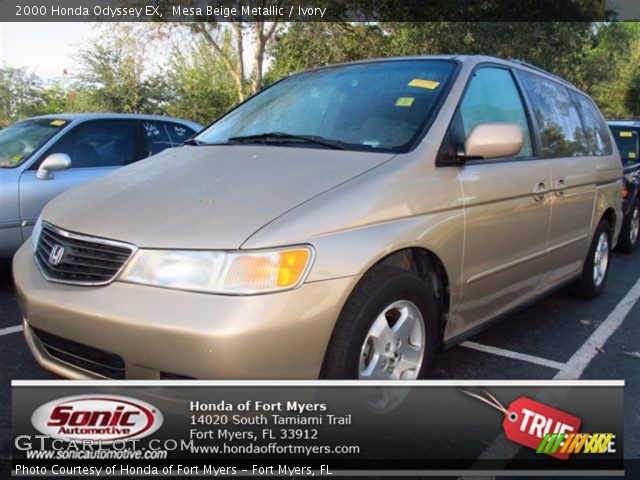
[{"left": 13, "top": 56, "right": 622, "bottom": 380}]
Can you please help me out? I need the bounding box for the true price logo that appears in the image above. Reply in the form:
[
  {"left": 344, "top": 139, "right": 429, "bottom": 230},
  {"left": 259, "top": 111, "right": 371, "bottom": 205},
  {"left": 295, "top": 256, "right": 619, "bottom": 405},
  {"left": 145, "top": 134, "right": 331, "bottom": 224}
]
[
  {"left": 502, "top": 397, "right": 581, "bottom": 460},
  {"left": 463, "top": 390, "right": 581, "bottom": 460},
  {"left": 31, "top": 395, "right": 163, "bottom": 443}
]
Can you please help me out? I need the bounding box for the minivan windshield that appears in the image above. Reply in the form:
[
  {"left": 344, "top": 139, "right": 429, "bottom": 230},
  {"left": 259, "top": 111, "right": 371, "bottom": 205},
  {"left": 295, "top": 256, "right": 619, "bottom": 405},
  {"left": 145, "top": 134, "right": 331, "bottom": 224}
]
[
  {"left": 610, "top": 127, "right": 639, "bottom": 166},
  {"left": 0, "top": 118, "right": 67, "bottom": 168},
  {"left": 196, "top": 60, "right": 457, "bottom": 153}
]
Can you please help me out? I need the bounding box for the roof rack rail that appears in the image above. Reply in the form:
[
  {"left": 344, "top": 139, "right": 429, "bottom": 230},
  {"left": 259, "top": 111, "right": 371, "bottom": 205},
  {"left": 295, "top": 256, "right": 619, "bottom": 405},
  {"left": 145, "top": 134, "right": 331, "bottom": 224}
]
[{"left": 508, "top": 59, "right": 574, "bottom": 87}]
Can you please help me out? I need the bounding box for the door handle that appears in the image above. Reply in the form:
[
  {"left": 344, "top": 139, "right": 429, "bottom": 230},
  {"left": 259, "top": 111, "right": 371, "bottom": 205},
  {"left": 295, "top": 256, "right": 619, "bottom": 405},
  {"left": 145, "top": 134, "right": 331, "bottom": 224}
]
[
  {"left": 554, "top": 178, "right": 567, "bottom": 197},
  {"left": 533, "top": 182, "right": 548, "bottom": 202}
]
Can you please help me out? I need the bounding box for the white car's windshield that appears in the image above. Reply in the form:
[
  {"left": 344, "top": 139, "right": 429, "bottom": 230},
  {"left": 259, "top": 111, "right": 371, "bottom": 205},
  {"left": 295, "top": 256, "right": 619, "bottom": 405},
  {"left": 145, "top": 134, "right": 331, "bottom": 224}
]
[
  {"left": 196, "top": 60, "right": 457, "bottom": 153},
  {"left": 0, "top": 118, "right": 67, "bottom": 168}
]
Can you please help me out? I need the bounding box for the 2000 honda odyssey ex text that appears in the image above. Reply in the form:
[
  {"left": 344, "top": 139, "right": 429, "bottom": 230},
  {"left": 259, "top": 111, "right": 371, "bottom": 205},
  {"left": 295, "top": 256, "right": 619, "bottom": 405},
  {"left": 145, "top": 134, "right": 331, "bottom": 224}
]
[{"left": 13, "top": 56, "right": 623, "bottom": 380}]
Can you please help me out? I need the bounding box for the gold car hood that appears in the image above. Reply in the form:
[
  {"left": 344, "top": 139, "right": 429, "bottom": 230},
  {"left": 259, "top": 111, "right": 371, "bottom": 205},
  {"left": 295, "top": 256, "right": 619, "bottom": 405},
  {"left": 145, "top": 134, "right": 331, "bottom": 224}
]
[{"left": 43, "top": 145, "right": 394, "bottom": 249}]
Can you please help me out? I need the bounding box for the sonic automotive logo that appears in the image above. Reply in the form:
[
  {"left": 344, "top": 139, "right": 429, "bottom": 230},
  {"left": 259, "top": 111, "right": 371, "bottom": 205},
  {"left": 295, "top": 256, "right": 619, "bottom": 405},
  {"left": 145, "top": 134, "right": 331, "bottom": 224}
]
[{"left": 31, "top": 395, "right": 163, "bottom": 443}]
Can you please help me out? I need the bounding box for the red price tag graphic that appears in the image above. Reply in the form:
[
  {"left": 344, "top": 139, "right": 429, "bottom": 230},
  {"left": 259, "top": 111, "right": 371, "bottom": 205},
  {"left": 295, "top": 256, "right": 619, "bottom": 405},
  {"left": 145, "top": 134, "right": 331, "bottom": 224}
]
[
  {"left": 464, "top": 391, "right": 582, "bottom": 460},
  {"left": 503, "top": 397, "right": 581, "bottom": 460}
]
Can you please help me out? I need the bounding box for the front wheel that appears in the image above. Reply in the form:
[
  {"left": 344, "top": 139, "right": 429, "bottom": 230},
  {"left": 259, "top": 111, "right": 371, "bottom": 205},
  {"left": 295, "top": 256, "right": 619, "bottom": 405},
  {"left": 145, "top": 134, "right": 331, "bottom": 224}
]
[
  {"left": 617, "top": 199, "right": 639, "bottom": 253},
  {"left": 572, "top": 220, "right": 612, "bottom": 299},
  {"left": 321, "top": 265, "right": 438, "bottom": 380}
]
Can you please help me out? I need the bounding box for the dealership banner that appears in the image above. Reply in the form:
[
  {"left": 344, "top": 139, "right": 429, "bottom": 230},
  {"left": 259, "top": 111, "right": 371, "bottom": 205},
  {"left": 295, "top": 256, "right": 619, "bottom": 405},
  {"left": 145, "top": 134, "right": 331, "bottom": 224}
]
[{"left": 11, "top": 380, "right": 623, "bottom": 477}]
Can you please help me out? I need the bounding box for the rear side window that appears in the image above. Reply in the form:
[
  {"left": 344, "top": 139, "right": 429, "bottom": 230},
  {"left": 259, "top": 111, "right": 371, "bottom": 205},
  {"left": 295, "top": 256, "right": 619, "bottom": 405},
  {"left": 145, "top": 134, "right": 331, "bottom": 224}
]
[
  {"left": 518, "top": 71, "right": 585, "bottom": 158},
  {"left": 458, "top": 67, "right": 533, "bottom": 157},
  {"left": 165, "top": 123, "right": 196, "bottom": 145},
  {"left": 142, "top": 121, "right": 196, "bottom": 157},
  {"left": 45, "top": 120, "right": 138, "bottom": 168},
  {"left": 142, "top": 121, "right": 174, "bottom": 157},
  {"left": 570, "top": 92, "right": 613, "bottom": 156}
]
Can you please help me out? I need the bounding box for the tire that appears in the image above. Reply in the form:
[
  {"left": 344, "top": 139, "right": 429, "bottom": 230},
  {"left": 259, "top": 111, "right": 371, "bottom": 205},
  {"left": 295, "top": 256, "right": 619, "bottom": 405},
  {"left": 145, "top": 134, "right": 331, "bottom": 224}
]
[
  {"left": 321, "top": 265, "right": 438, "bottom": 379},
  {"left": 572, "top": 219, "right": 612, "bottom": 299},
  {"left": 617, "top": 198, "right": 639, "bottom": 254}
]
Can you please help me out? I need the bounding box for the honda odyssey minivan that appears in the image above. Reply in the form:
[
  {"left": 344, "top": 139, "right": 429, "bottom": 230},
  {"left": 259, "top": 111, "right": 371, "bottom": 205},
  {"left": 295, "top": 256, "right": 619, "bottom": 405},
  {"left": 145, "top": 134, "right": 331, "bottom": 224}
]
[{"left": 13, "top": 56, "right": 622, "bottom": 380}]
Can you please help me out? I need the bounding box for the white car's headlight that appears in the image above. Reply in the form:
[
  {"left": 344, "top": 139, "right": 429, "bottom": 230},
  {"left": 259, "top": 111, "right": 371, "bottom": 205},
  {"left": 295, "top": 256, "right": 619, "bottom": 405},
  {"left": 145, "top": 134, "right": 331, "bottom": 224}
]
[
  {"left": 30, "top": 215, "right": 43, "bottom": 249},
  {"left": 118, "top": 246, "right": 314, "bottom": 295}
]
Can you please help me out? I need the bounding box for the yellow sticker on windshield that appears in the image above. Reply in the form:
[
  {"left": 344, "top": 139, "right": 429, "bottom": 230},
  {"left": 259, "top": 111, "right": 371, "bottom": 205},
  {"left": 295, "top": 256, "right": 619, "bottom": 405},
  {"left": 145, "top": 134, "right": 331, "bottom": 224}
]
[
  {"left": 630, "top": 152, "right": 637, "bottom": 159},
  {"left": 11, "top": 154, "right": 23, "bottom": 161},
  {"left": 50, "top": 119, "right": 66, "bottom": 126},
  {"left": 395, "top": 97, "right": 415, "bottom": 107},
  {"left": 408, "top": 78, "right": 440, "bottom": 90},
  {"left": 620, "top": 131, "right": 633, "bottom": 137}
]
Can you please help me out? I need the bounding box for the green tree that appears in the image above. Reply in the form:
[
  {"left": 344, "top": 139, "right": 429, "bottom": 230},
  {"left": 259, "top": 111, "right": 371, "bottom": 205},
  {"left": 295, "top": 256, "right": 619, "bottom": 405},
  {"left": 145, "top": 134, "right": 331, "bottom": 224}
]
[
  {"left": 627, "top": 70, "right": 640, "bottom": 116},
  {"left": 36, "top": 82, "right": 72, "bottom": 116},
  {"left": 266, "top": 22, "right": 598, "bottom": 86},
  {"left": 0, "top": 66, "right": 46, "bottom": 127},
  {"left": 384, "top": 22, "right": 595, "bottom": 84},
  {"left": 74, "top": 24, "right": 168, "bottom": 114},
  {"left": 266, "top": 23, "right": 386, "bottom": 83},
  {"left": 184, "top": 21, "right": 281, "bottom": 101},
  {"left": 582, "top": 22, "right": 640, "bottom": 118},
  {"left": 165, "top": 37, "right": 238, "bottom": 125}
]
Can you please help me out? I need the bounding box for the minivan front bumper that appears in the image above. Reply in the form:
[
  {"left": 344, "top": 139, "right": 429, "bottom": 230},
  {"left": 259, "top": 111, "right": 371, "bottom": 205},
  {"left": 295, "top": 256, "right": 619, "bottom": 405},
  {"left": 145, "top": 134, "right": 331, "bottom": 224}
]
[{"left": 13, "top": 242, "right": 359, "bottom": 379}]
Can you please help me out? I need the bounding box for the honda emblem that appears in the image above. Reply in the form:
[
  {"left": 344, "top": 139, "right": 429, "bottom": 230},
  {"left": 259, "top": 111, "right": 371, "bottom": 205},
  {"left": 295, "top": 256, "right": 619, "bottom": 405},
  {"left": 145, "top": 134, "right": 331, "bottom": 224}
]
[{"left": 49, "top": 245, "right": 65, "bottom": 265}]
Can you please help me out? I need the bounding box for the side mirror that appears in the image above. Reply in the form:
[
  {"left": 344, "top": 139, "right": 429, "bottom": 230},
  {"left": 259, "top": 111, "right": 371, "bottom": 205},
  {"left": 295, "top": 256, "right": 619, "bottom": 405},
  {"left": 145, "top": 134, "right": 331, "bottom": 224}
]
[
  {"left": 460, "top": 123, "right": 524, "bottom": 160},
  {"left": 36, "top": 153, "right": 71, "bottom": 180}
]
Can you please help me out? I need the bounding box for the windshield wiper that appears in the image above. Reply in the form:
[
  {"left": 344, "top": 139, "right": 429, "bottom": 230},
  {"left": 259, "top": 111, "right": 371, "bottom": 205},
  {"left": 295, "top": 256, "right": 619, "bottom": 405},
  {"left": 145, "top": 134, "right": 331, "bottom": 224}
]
[
  {"left": 183, "top": 138, "right": 210, "bottom": 146},
  {"left": 227, "top": 132, "right": 347, "bottom": 150}
]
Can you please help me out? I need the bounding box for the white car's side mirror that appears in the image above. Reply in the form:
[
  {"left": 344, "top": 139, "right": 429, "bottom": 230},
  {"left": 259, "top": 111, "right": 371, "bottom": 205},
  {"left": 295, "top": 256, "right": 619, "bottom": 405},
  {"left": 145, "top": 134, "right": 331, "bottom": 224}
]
[{"left": 36, "top": 153, "right": 71, "bottom": 180}]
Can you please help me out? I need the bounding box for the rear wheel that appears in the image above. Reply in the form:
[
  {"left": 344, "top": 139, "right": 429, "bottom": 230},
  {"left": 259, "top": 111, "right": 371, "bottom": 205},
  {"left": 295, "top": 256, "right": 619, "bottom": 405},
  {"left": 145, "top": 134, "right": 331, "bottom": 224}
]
[
  {"left": 321, "top": 265, "right": 438, "bottom": 379},
  {"left": 618, "top": 198, "right": 639, "bottom": 253},
  {"left": 572, "top": 219, "right": 612, "bottom": 299}
]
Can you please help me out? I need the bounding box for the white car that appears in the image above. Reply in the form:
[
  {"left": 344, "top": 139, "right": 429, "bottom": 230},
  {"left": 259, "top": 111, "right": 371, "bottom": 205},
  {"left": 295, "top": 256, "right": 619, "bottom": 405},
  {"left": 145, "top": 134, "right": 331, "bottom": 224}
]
[{"left": 0, "top": 113, "right": 202, "bottom": 259}]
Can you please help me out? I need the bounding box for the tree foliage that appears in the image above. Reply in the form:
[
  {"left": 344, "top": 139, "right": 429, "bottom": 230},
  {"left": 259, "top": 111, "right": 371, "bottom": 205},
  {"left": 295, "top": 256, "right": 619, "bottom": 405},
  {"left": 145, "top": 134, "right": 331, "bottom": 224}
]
[
  {"left": 164, "top": 37, "right": 238, "bottom": 125},
  {"left": 73, "top": 25, "right": 168, "bottom": 114},
  {"left": 265, "top": 23, "right": 387, "bottom": 83},
  {"left": 185, "top": 21, "right": 280, "bottom": 101},
  {"left": 0, "top": 66, "right": 47, "bottom": 128},
  {"left": 581, "top": 22, "right": 640, "bottom": 118},
  {"left": 1, "top": 21, "right": 639, "bottom": 129},
  {"left": 268, "top": 22, "right": 597, "bottom": 85}
]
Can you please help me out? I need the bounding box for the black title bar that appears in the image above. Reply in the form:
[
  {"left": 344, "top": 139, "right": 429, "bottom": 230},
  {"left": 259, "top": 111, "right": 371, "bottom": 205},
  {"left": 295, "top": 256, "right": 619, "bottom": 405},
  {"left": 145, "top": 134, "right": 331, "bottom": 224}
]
[{"left": 2, "top": 0, "right": 639, "bottom": 22}]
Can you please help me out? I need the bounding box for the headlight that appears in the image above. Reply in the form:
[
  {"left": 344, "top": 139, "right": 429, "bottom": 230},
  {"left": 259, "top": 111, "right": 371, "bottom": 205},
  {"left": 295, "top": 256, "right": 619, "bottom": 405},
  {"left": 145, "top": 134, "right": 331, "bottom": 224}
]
[
  {"left": 30, "top": 215, "right": 43, "bottom": 249},
  {"left": 119, "top": 246, "right": 314, "bottom": 295}
]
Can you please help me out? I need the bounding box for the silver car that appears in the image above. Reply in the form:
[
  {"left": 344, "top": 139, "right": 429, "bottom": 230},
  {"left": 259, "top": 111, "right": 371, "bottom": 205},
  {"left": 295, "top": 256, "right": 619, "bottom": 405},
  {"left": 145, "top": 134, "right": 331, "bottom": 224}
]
[{"left": 0, "top": 113, "right": 202, "bottom": 258}]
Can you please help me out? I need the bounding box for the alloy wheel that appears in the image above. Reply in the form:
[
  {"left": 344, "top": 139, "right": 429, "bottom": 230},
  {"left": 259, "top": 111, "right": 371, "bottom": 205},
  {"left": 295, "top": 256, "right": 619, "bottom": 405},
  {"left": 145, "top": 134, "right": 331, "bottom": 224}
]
[
  {"left": 358, "top": 300, "right": 425, "bottom": 380},
  {"left": 593, "top": 231, "right": 610, "bottom": 287}
]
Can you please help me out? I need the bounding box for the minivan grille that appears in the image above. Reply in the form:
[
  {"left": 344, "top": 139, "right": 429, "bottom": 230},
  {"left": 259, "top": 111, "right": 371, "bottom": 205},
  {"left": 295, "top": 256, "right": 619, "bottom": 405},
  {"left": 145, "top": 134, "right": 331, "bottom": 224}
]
[{"left": 35, "top": 223, "right": 135, "bottom": 285}]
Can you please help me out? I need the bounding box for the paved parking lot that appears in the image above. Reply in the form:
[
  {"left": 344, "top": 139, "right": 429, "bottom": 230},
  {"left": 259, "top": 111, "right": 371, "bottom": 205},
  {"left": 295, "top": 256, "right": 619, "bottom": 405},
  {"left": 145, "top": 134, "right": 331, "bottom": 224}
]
[{"left": 1, "top": 252, "right": 639, "bottom": 462}]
